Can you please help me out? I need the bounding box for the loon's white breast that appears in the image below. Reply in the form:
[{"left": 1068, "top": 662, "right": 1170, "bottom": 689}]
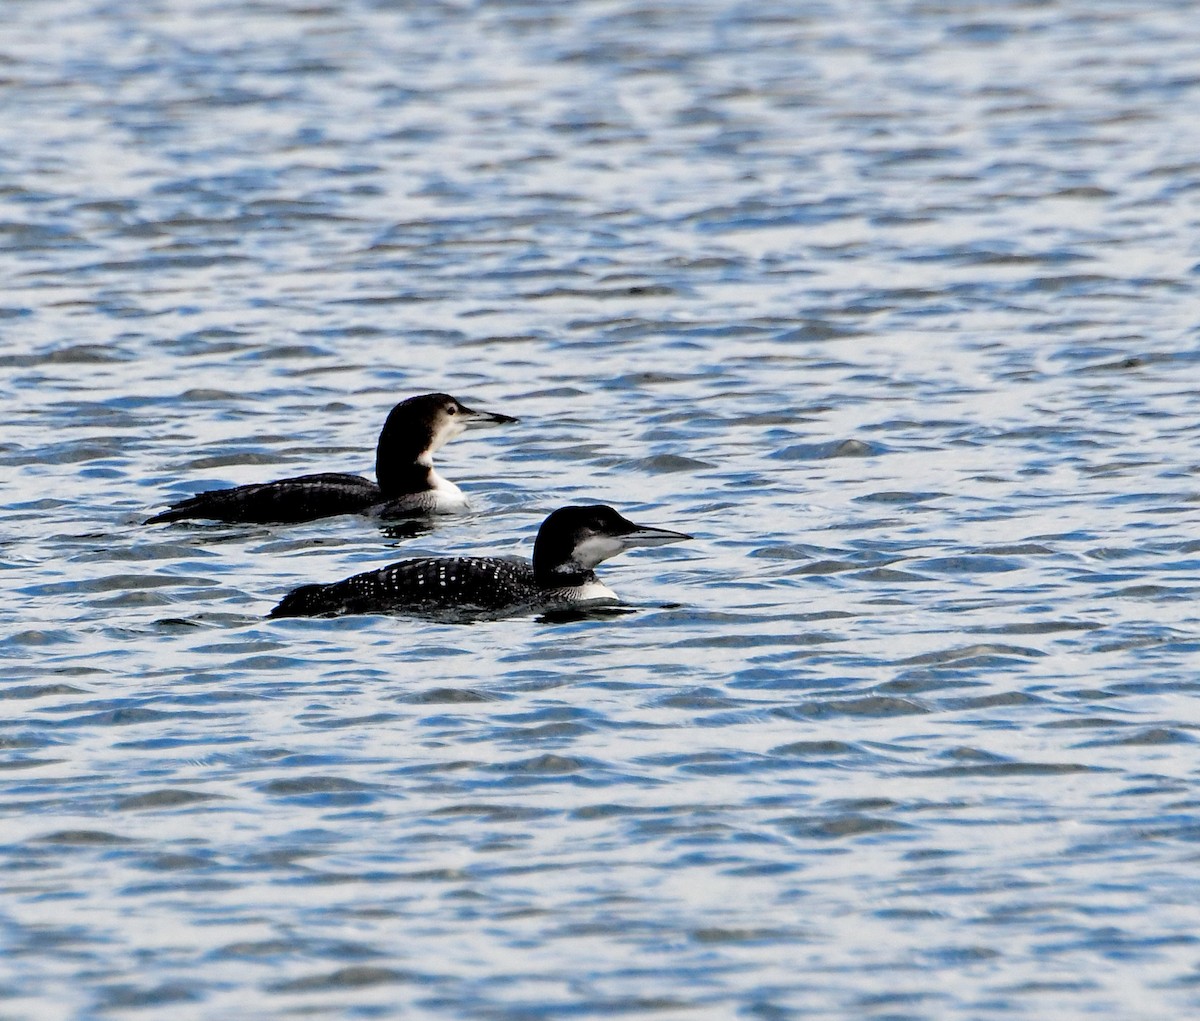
[
  {"left": 550, "top": 579, "right": 618, "bottom": 604},
  {"left": 373, "top": 470, "right": 467, "bottom": 517},
  {"left": 426, "top": 469, "right": 467, "bottom": 512}
]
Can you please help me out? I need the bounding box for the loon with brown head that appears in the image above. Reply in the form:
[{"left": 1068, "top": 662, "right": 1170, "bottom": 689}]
[{"left": 146, "top": 393, "right": 516, "bottom": 525}]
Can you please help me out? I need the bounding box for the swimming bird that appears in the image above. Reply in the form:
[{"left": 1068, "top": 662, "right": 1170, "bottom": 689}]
[
  {"left": 268, "top": 504, "right": 691, "bottom": 619},
  {"left": 147, "top": 393, "right": 516, "bottom": 525}
]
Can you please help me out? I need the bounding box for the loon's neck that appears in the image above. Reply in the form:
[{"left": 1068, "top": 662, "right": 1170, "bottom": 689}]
[
  {"left": 534, "top": 562, "right": 598, "bottom": 591},
  {"left": 535, "top": 567, "right": 618, "bottom": 603},
  {"left": 375, "top": 405, "right": 441, "bottom": 495},
  {"left": 376, "top": 460, "right": 435, "bottom": 497}
]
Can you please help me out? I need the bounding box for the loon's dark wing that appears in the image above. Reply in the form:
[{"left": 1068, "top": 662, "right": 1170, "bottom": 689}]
[
  {"left": 147, "top": 472, "right": 382, "bottom": 525},
  {"left": 269, "top": 556, "right": 538, "bottom": 618}
]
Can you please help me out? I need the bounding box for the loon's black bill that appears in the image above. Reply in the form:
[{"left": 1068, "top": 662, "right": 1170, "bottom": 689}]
[
  {"left": 620, "top": 524, "right": 693, "bottom": 549},
  {"left": 462, "top": 404, "right": 518, "bottom": 425}
]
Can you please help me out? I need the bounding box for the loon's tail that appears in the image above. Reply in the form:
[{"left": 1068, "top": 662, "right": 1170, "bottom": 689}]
[
  {"left": 145, "top": 500, "right": 199, "bottom": 525},
  {"left": 268, "top": 584, "right": 332, "bottom": 619}
]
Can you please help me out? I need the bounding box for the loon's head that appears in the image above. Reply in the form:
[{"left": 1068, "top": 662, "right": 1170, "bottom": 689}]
[
  {"left": 533, "top": 504, "right": 691, "bottom": 586},
  {"left": 376, "top": 393, "right": 516, "bottom": 491}
]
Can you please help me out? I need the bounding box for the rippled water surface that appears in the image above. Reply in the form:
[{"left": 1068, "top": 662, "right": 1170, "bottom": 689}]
[{"left": 3, "top": 0, "right": 1200, "bottom": 1017}]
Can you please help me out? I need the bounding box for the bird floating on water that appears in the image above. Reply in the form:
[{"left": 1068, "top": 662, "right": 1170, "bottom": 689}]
[
  {"left": 268, "top": 504, "right": 691, "bottom": 619},
  {"left": 147, "top": 393, "right": 516, "bottom": 525}
]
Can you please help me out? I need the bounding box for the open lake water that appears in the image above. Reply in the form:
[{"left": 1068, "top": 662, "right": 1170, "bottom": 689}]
[{"left": 2, "top": 0, "right": 1200, "bottom": 1017}]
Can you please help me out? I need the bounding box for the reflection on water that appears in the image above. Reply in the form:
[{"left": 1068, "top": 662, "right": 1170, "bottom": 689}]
[{"left": 3, "top": 0, "right": 1200, "bottom": 1018}]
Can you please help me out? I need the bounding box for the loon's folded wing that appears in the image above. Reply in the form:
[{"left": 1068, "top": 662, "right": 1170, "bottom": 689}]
[
  {"left": 147, "top": 473, "right": 381, "bottom": 525},
  {"left": 269, "top": 556, "right": 538, "bottom": 618}
]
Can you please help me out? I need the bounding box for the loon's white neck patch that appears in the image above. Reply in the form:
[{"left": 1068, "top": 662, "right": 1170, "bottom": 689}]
[{"left": 570, "top": 534, "right": 631, "bottom": 569}]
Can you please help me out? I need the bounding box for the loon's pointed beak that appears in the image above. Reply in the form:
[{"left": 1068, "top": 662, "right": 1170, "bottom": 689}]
[
  {"left": 459, "top": 404, "right": 518, "bottom": 426},
  {"left": 618, "top": 523, "right": 692, "bottom": 550}
]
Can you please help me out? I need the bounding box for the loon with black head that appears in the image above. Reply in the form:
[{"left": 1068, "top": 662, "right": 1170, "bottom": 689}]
[
  {"left": 268, "top": 505, "right": 691, "bottom": 619},
  {"left": 146, "top": 393, "right": 516, "bottom": 525}
]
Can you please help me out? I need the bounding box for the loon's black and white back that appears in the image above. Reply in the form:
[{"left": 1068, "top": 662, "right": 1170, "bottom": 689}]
[
  {"left": 146, "top": 393, "right": 516, "bottom": 525},
  {"left": 269, "top": 505, "right": 691, "bottom": 619}
]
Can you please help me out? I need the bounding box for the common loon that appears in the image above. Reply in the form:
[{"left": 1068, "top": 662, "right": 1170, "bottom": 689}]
[
  {"left": 147, "top": 393, "right": 516, "bottom": 525},
  {"left": 268, "top": 504, "right": 691, "bottom": 619}
]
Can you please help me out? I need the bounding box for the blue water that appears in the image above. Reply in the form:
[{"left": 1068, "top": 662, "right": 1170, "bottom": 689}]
[{"left": 3, "top": 1, "right": 1200, "bottom": 1018}]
